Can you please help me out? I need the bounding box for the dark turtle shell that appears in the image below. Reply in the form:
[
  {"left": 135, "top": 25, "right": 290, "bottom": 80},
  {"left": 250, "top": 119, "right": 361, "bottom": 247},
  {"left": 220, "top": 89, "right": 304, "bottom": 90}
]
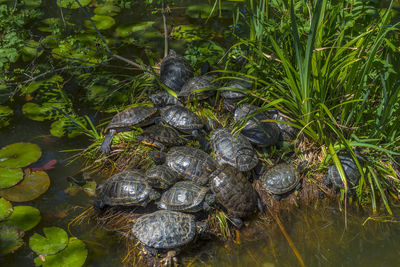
[
  {"left": 149, "top": 91, "right": 181, "bottom": 108},
  {"left": 96, "top": 170, "right": 160, "bottom": 207},
  {"left": 210, "top": 127, "right": 258, "bottom": 171},
  {"left": 161, "top": 105, "right": 203, "bottom": 133},
  {"left": 268, "top": 110, "right": 298, "bottom": 141},
  {"left": 178, "top": 75, "right": 215, "bottom": 101},
  {"left": 166, "top": 146, "right": 218, "bottom": 185},
  {"left": 210, "top": 165, "right": 257, "bottom": 218},
  {"left": 145, "top": 164, "right": 181, "bottom": 189},
  {"left": 324, "top": 155, "right": 363, "bottom": 190},
  {"left": 137, "top": 124, "right": 187, "bottom": 150},
  {"left": 158, "top": 181, "right": 210, "bottom": 212},
  {"left": 160, "top": 50, "right": 194, "bottom": 92},
  {"left": 104, "top": 106, "right": 157, "bottom": 133},
  {"left": 132, "top": 210, "right": 199, "bottom": 250},
  {"left": 221, "top": 78, "right": 251, "bottom": 99},
  {"left": 261, "top": 163, "right": 300, "bottom": 195},
  {"left": 234, "top": 103, "right": 281, "bottom": 147}
]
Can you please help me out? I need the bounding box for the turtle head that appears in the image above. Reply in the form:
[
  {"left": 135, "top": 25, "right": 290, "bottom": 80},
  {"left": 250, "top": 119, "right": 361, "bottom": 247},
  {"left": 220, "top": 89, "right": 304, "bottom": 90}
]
[
  {"left": 149, "top": 190, "right": 161, "bottom": 201},
  {"left": 195, "top": 221, "right": 207, "bottom": 235},
  {"left": 222, "top": 99, "right": 237, "bottom": 112},
  {"left": 203, "top": 193, "right": 216, "bottom": 211}
]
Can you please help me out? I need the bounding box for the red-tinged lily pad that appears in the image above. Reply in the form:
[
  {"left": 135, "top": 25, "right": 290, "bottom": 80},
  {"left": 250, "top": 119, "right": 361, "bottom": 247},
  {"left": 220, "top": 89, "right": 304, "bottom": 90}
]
[
  {"left": 0, "top": 143, "right": 42, "bottom": 168},
  {"left": 0, "top": 167, "right": 23, "bottom": 189},
  {"left": 0, "top": 171, "right": 50, "bottom": 202},
  {"left": 0, "top": 225, "right": 24, "bottom": 255},
  {"left": 0, "top": 198, "right": 13, "bottom": 221},
  {"left": 29, "top": 227, "right": 68, "bottom": 256},
  {"left": 0, "top": 206, "right": 41, "bottom": 231}
]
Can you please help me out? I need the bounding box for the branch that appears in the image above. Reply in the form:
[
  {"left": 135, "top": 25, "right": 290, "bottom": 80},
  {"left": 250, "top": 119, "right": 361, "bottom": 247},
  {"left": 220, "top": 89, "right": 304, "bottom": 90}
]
[{"left": 162, "top": 0, "right": 169, "bottom": 58}]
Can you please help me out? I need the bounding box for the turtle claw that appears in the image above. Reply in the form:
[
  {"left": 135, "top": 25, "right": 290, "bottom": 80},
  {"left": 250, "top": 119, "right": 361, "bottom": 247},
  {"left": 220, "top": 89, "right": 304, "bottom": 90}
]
[{"left": 161, "top": 251, "right": 177, "bottom": 267}]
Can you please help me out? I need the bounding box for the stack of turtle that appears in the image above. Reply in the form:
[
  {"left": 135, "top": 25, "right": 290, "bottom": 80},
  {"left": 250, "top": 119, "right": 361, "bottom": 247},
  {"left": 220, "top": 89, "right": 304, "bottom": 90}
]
[{"left": 94, "top": 50, "right": 361, "bottom": 263}]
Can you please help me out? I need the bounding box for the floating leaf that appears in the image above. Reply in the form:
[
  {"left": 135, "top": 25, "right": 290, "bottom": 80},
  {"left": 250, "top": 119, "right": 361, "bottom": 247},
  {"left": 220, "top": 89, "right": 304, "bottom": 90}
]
[
  {"left": 0, "top": 143, "right": 42, "bottom": 168},
  {"left": 0, "top": 198, "right": 13, "bottom": 221},
  {"left": 57, "top": 0, "right": 90, "bottom": 9},
  {"left": 34, "top": 237, "right": 88, "bottom": 267},
  {"left": 171, "top": 25, "right": 211, "bottom": 42},
  {"left": 0, "top": 206, "right": 41, "bottom": 231},
  {"left": 94, "top": 4, "right": 121, "bottom": 16},
  {"left": 82, "top": 181, "right": 97, "bottom": 197},
  {"left": 0, "top": 171, "right": 50, "bottom": 202},
  {"left": 50, "top": 116, "right": 86, "bottom": 138},
  {"left": 22, "top": 40, "right": 43, "bottom": 62},
  {"left": 0, "top": 105, "right": 13, "bottom": 128},
  {"left": 21, "top": 75, "right": 63, "bottom": 95},
  {"left": 0, "top": 167, "right": 24, "bottom": 189},
  {"left": 24, "top": 0, "right": 42, "bottom": 7},
  {"left": 29, "top": 227, "right": 68, "bottom": 255},
  {"left": 84, "top": 15, "right": 116, "bottom": 30},
  {"left": 0, "top": 225, "right": 24, "bottom": 255},
  {"left": 185, "top": 4, "right": 214, "bottom": 19}
]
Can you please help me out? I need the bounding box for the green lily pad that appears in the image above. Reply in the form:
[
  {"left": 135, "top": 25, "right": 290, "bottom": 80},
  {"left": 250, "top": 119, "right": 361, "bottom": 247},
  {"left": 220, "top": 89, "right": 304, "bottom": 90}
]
[
  {"left": 50, "top": 116, "right": 86, "bottom": 138},
  {"left": 57, "top": 0, "right": 90, "bottom": 9},
  {"left": 30, "top": 227, "right": 68, "bottom": 255},
  {"left": 0, "top": 225, "right": 24, "bottom": 255},
  {"left": 34, "top": 237, "right": 88, "bottom": 267},
  {"left": 21, "top": 75, "right": 63, "bottom": 95},
  {"left": 0, "top": 171, "right": 50, "bottom": 202},
  {"left": 0, "top": 167, "right": 24, "bottom": 189},
  {"left": 84, "top": 15, "right": 116, "bottom": 30},
  {"left": 185, "top": 4, "right": 214, "bottom": 19},
  {"left": 94, "top": 4, "right": 121, "bottom": 16},
  {"left": 0, "top": 105, "right": 13, "bottom": 128},
  {"left": 0, "top": 143, "right": 42, "bottom": 168},
  {"left": 24, "top": 0, "right": 42, "bottom": 7},
  {"left": 0, "top": 198, "right": 13, "bottom": 221},
  {"left": 0, "top": 206, "right": 41, "bottom": 231}
]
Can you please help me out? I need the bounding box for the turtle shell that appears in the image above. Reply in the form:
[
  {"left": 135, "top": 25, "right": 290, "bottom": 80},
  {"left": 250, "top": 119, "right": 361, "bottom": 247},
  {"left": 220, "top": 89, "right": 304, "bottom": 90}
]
[
  {"left": 326, "top": 155, "right": 363, "bottom": 190},
  {"left": 132, "top": 210, "right": 197, "bottom": 249},
  {"left": 261, "top": 163, "right": 300, "bottom": 195},
  {"left": 178, "top": 75, "right": 215, "bottom": 100},
  {"left": 160, "top": 50, "right": 194, "bottom": 92},
  {"left": 211, "top": 127, "right": 258, "bottom": 171},
  {"left": 149, "top": 91, "right": 181, "bottom": 108},
  {"left": 97, "top": 170, "right": 160, "bottom": 206},
  {"left": 268, "top": 111, "right": 298, "bottom": 141},
  {"left": 210, "top": 165, "right": 257, "bottom": 218},
  {"left": 221, "top": 78, "right": 250, "bottom": 99},
  {"left": 161, "top": 105, "right": 203, "bottom": 133},
  {"left": 138, "top": 124, "right": 187, "bottom": 148},
  {"left": 145, "top": 164, "right": 181, "bottom": 189},
  {"left": 234, "top": 103, "right": 281, "bottom": 147},
  {"left": 166, "top": 146, "right": 218, "bottom": 185},
  {"left": 104, "top": 106, "right": 157, "bottom": 133},
  {"left": 158, "top": 181, "right": 209, "bottom": 212}
]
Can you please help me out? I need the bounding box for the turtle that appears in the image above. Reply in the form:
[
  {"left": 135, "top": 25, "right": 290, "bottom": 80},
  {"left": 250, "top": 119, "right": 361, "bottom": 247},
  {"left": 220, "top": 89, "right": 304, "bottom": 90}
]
[
  {"left": 145, "top": 164, "right": 181, "bottom": 189},
  {"left": 149, "top": 90, "right": 182, "bottom": 108},
  {"left": 267, "top": 110, "right": 298, "bottom": 141},
  {"left": 210, "top": 127, "right": 258, "bottom": 171},
  {"left": 160, "top": 50, "right": 194, "bottom": 92},
  {"left": 260, "top": 163, "right": 301, "bottom": 200},
  {"left": 136, "top": 124, "right": 187, "bottom": 150},
  {"left": 160, "top": 105, "right": 209, "bottom": 151},
  {"left": 132, "top": 210, "right": 206, "bottom": 262},
  {"left": 94, "top": 170, "right": 160, "bottom": 209},
  {"left": 210, "top": 164, "right": 261, "bottom": 228},
  {"left": 178, "top": 75, "right": 216, "bottom": 101},
  {"left": 221, "top": 78, "right": 251, "bottom": 111},
  {"left": 323, "top": 155, "right": 364, "bottom": 190},
  {"left": 99, "top": 105, "right": 158, "bottom": 154},
  {"left": 234, "top": 103, "right": 281, "bottom": 147},
  {"left": 158, "top": 181, "right": 215, "bottom": 212}
]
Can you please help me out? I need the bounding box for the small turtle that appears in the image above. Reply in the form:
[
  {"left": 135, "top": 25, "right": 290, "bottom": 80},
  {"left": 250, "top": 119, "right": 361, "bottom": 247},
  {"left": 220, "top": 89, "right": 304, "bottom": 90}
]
[
  {"left": 323, "top": 155, "right": 364, "bottom": 190},
  {"left": 210, "top": 127, "right": 258, "bottom": 171},
  {"left": 132, "top": 210, "right": 206, "bottom": 261},
  {"left": 160, "top": 105, "right": 209, "bottom": 151},
  {"left": 261, "top": 163, "right": 301, "bottom": 200},
  {"left": 158, "top": 181, "right": 215, "bottom": 212},
  {"left": 234, "top": 103, "right": 281, "bottom": 147},
  {"left": 149, "top": 90, "right": 182, "bottom": 108},
  {"left": 100, "top": 106, "right": 158, "bottom": 154},
  {"left": 94, "top": 170, "right": 160, "bottom": 209},
  {"left": 145, "top": 164, "right": 181, "bottom": 189},
  {"left": 210, "top": 165, "right": 261, "bottom": 228},
  {"left": 136, "top": 124, "right": 187, "bottom": 150},
  {"left": 160, "top": 50, "right": 194, "bottom": 92},
  {"left": 221, "top": 78, "right": 250, "bottom": 101},
  {"left": 267, "top": 110, "right": 298, "bottom": 141},
  {"left": 178, "top": 75, "right": 216, "bottom": 101}
]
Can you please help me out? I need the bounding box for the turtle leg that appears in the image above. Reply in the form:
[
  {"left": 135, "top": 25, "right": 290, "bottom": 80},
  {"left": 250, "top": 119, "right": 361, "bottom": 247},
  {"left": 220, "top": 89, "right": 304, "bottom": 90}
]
[
  {"left": 99, "top": 129, "right": 117, "bottom": 154},
  {"left": 161, "top": 250, "right": 177, "bottom": 266},
  {"left": 192, "top": 129, "right": 210, "bottom": 152},
  {"left": 230, "top": 217, "right": 244, "bottom": 229}
]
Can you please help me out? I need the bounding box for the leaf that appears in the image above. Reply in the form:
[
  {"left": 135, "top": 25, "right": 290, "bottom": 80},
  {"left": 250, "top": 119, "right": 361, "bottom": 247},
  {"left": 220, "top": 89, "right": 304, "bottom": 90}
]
[
  {"left": 23, "top": 0, "right": 42, "bottom": 7},
  {"left": 0, "top": 143, "right": 42, "bottom": 168},
  {"left": 0, "top": 167, "right": 24, "bottom": 189},
  {"left": 0, "top": 198, "right": 13, "bottom": 221},
  {"left": 0, "top": 171, "right": 50, "bottom": 202},
  {"left": 94, "top": 4, "right": 121, "bottom": 16},
  {"left": 56, "top": 0, "right": 90, "bottom": 9},
  {"left": 21, "top": 75, "right": 63, "bottom": 95},
  {"left": 0, "top": 225, "right": 24, "bottom": 255},
  {"left": 0, "top": 105, "right": 13, "bottom": 128},
  {"left": 29, "top": 227, "right": 68, "bottom": 255},
  {"left": 84, "top": 15, "right": 116, "bottom": 30},
  {"left": 0, "top": 206, "right": 41, "bottom": 231},
  {"left": 34, "top": 237, "right": 87, "bottom": 267},
  {"left": 50, "top": 116, "right": 86, "bottom": 138}
]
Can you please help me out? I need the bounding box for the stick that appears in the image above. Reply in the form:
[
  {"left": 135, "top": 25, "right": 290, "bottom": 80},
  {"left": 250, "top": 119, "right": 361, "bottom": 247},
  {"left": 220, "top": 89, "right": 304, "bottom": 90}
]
[{"left": 162, "top": 0, "right": 169, "bottom": 58}]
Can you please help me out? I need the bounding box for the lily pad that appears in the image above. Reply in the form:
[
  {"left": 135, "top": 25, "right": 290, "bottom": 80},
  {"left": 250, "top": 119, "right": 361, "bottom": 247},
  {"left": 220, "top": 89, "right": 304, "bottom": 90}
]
[
  {"left": 185, "top": 4, "right": 214, "bottom": 19},
  {"left": 24, "top": 0, "right": 42, "bottom": 7},
  {"left": 94, "top": 4, "right": 121, "bottom": 16},
  {"left": 0, "top": 225, "right": 24, "bottom": 255},
  {"left": 0, "top": 206, "right": 41, "bottom": 231},
  {"left": 29, "top": 227, "right": 68, "bottom": 255},
  {"left": 0, "top": 143, "right": 42, "bottom": 168},
  {"left": 50, "top": 116, "right": 86, "bottom": 138},
  {"left": 57, "top": 0, "right": 90, "bottom": 9},
  {"left": 34, "top": 237, "right": 88, "bottom": 267},
  {"left": 0, "top": 198, "right": 13, "bottom": 221},
  {"left": 0, "top": 105, "right": 13, "bottom": 128},
  {"left": 0, "top": 171, "right": 50, "bottom": 202},
  {"left": 21, "top": 75, "right": 63, "bottom": 95},
  {"left": 0, "top": 167, "right": 24, "bottom": 189},
  {"left": 84, "top": 15, "right": 115, "bottom": 30}
]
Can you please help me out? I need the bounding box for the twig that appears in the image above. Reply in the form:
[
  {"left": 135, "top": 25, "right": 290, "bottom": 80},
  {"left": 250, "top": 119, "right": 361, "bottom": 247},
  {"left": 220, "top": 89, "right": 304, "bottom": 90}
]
[{"left": 162, "top": 0, "right": 169, "bottom": 58}]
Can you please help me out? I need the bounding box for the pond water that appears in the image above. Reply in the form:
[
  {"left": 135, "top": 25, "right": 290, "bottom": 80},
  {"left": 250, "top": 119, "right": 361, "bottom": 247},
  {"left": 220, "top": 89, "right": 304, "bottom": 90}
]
[{"left": 2, "top": 1, "right": 400, "bottom": 266}]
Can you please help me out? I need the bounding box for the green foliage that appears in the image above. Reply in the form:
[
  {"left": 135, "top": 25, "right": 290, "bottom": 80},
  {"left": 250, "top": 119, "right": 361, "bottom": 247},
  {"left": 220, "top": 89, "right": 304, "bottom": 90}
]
[
  {"left": 0, "top": 198, "right": 12, "bottom": 221},
  {"left": 0, "top": 205, "right": 41, "bottom": 231},
  {"left": 0, "top": 142, "right": 41, "bottom": 168},
  {"left": 0, "top": 225, "right": 24, "bottom": 255},
  {"left": 29, "top": 227, "right": 69, "bottom": 256},
  {"left": 0, "top": 168, "right": 23, "bottom": 189}
]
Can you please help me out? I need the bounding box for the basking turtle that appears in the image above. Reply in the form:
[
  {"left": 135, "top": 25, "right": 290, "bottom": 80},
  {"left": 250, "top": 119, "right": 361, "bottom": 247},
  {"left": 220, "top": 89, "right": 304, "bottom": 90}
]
[
  {"left": 178, "top": 75, "right": 216, "bottom": 101},
  {"left": 145, "top": 164, "right": 181, "bottom": 189},
  {"left": 221, "top": 78, "right": 251, "bottom": 111},
  {"left": 136, "top": 124, "right": 187, "bottom": 150},
  {"left": 100, "top": 106, "right": 158, "bottom": 154},
  {"left": 210, "top": 127, "right": 258, "bottom": 171},
  {"left": 160, "top": 105, "right": 209, "bottom": 151},
  {"left": 94, "top": 170, "right": 160, "bottom": 209},
  {"left": 149, "top": 91, "right": 182, "bottom": 108},
  {"left": 267, "top": 110, "right": 298, "bottom": 141},
  {"left": 324, "top": 155, "right": 364, "bottom": 190},
  {"left": 132, "top": 210, "right": 206, "bottom": 262},
  {"left": 160, "top": 50, "right": 194, "bottom": 92},
  {"left": 234, "top": 103, "right": 281, "bottom": 147},
  {"left": 158, "top": 181, "right": 215, "bottom": 212},
  {"left": 210, "top": 164, "right": 261, "bottom": 228},
  {"left": 261, "top": 163, "right": 301, "bottom": 200}
]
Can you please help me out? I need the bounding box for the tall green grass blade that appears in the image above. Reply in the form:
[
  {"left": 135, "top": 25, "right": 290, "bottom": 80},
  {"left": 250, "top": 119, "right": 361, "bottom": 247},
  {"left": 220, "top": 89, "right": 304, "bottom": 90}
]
[{"left": 369, "top": 166, "right": 392, "bottom": 215}]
